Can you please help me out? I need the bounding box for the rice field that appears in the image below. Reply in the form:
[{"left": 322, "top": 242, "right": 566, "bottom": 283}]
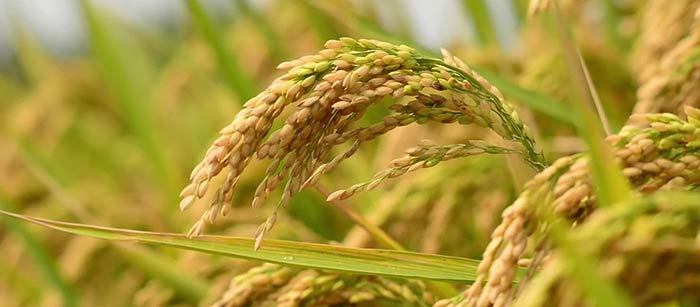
[{"left": 1, "top": 1, "right": 699, "bottom": 306}]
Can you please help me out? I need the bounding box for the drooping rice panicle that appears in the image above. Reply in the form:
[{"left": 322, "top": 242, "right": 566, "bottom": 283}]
[
  {"left": 515, "top": 192, "right": 700, "bottom": 307},
  {"left": 210, "top": 264, "right": 434, "bottom": 307},
  {"left": 453, "top": 107, "right": 700, "bottom": 307},
  {"left": 180, "top": 38, "right": 543, "bottom": 243},
  {"left": 210, "top": 263, "right": 295, "bottom": 307},
  {"left": 632, "top": 0, "right": 700, "bottom": 85},
  {"left": 633, "top": 6, "right": 700, "bottom": 114}
]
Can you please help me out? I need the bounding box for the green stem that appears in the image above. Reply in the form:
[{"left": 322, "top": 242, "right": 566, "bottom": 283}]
[{"left": 549, "top": 1, "right": 631, "bottom": 206}]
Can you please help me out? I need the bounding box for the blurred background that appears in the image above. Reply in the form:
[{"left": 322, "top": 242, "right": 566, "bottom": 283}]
[
  {"left": 0, "top": 0, "right": 642, "bottom": 306},
  {"left": 0, "top": 0, "right": 520, "bottom": 65}
]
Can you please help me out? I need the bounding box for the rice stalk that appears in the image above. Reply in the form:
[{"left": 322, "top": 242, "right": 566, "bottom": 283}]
[{"left": 549, "top": 0, "right": 631, "bottom": 207}]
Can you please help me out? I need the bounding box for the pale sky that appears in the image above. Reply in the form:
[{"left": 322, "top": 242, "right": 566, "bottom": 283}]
[{"left": 0, "top": 0, "right": 518, "bottom": 65}]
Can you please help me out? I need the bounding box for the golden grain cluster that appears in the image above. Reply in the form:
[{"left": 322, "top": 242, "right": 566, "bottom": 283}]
[{"left": 181, "top": 38, "right": 543, "bottom": 249}]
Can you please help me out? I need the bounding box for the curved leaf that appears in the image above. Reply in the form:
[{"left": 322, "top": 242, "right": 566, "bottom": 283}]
[
  {"left": 185, "top": 0, "right": 258, "bottom": 101},
  {"left": 0, "top": 210, "right": 481, "bottom": 284},
  {"left": 0, "top": 198, "right": 78, "bottom": 307}
]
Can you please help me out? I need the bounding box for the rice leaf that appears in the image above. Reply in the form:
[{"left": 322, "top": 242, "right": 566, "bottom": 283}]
[
  {"left": 461, "top": 0, "right": 500, "bottom": 47},
  {"left": 475, "top": 68, "right": 582, "bottom": 129},
  {"left": 79, "top": 0, "right": 179, "bottom": 197},
  {"left": 0, "top": 196, "right": 78, "bottom": 307},
  {"left": 114, "top": 245, "right": 209, "bottom": 302},
  {"left": 548, "top": 5, "right": 631, "bottom": 206},
  {"left": 10, "top": 21, "right": 53, "bottom": 82},
  {"left": 185, "top": 0, "right": 258, "bottom": 102},
  {"left": 535, "top": 195, "right": 634, "bottom": 307},
  {"left": 0, "top": 210, "right": 483, "bottom": 284},
  {"left": 14, "top": 138, "right": 210, "bottom": 303}
]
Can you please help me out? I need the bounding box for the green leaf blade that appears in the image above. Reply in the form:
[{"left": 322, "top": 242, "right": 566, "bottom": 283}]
[
  {"left": 461, "top": 0, "right": 499, "bottom": 47},
  {"left": 1, "top": 210, "right": 481, "bottom": 284},
  {"left": 186, "top": 0, "right": 258, "bottom": 102},
  {"left": 475, "top": 68, "right": 582, "bottom": 129},
  {"left": 547, "top": 6, "right": 632, "bottom": 206},
  {"left": 79, "top": 0, "right": 179, "bottom": 197},
  {"left": 0, "top": 197, "right": 79, "bottom": 307}
]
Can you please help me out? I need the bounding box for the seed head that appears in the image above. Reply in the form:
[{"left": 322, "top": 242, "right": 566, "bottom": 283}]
[
  {"left": 464, "top": 108, "right": 700, "bottom": 306},
  {"left": 180, "top": 38, "right": 543, "bottom": 248}
]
